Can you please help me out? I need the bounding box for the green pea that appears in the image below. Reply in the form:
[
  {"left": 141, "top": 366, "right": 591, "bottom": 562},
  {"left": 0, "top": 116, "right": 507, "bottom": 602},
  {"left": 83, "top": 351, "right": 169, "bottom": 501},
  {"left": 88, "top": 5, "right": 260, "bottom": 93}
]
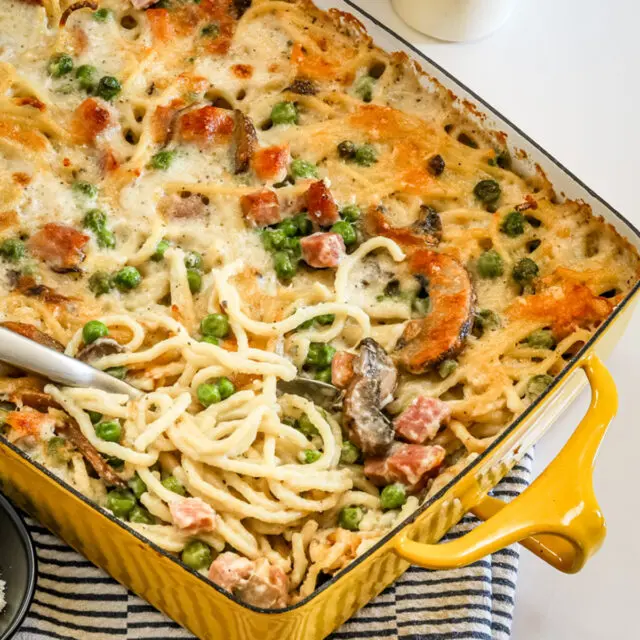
[
  {"left": 87, "top": 410, "right": 103, "bottom": 424},
  {"left": 273, "top": 251, "right": 297, "bottom": 280},
  {"left": 162, "top": 475, "right": 186, "bottom": 496},
  {"left": 128, "top": 473, "right": 147, "bottom": 499},
  {"left": 201, "top": 23, "right": 220, "bottom": 37},
  {"left": 105, "top": 366, "right": 127, "bottom": 380},
  {"left": 75, "top": 64, "right": 97, "bottom": 91},
  {"left": 95, "top": 420, "right": 122, "bottom": 442},
  {"left": 473, "top": 179, "right": 501, "bottom": 204},
  {"left": 297, "top": 318, "right": 315, "bottom": 331},
  {"left": 512, "top": 258, "right": 539, "bottom": 285},
  {"left": 314, "top": 368, "right": 332, "bottom": 383},
  {"left": 354, "top": 144, "right": 377, "bottom": 167},
  {"left": 525, "top": 330, "right": 555, "bottom": 350},
  {"left": 283, "top": 236, "right": 301, "bottom": 258},
  {"left": 355, "top": 75, "right": 375, "bottom": 102},
  {"left": 149, "top": 150, "right": 176, "bottom": 171},
  {"left": 93, "top": 8, "right": 111, "bottom": 21},
  {"left": 200, "top": 336, "right": 219, "bottom": 345},
  {"left": 271, "top": 101, "right": 298, "bottom": 125},
  {"left": 380, "top": 483, "right": 407, "bottom": 510},
  {"left": 187, "top": 269, "right": 202, "bottom": 294},
  {"left": 500, "top": 211, "right": 525, "bottom": 237},
  {"left": 339, "top": 441, "right": 360, "bottom": 465},
  {"left": 315, "top": 314, "right": 335, "bottom": 325},
  {"left": 181, "top": 540, "right": 212, "bottom": 571},
  {"left": 293, "top": 213, "right": 312, "bottom": 236},
  {"left": 129, "top": 504, "right": 155, "bottom": 525},
  {"left": 0, "top": 238, "right": 25, "bottom": 262},
  {"left": 278, "top": 218, "right": 299, "bottom": 237},
  {"left": 340, "top": 204, "right": 360, "bottom": 222},
  {"left": 96, "top": 228, "right": 116, "bottom": 249},
  {"left": 112, "top": 266, "right": 142, "bottom": 291},
  {"left": 297, "top": 414, "right": 319, "bottom": 438},
  {"left": 338, "top": 505, "right": 363, "bottom": 531},
  {"left": 151, "top": 239, "right": 171, "bottom": 261},
  {"left": 337, "top": 140, "right": 356, "bottom": 159},
  {"left": 89, "top": 271, "right": 113, "bottom": 296},
  {"left": 72, "top": 180, "right": 97, "bottom": 199},
  {"left": 330, "top": 220, "right": 357, "bottom": 246},
  {"left": 305, "top": 342, "right": 336, "bottom": 368},
  {"left": 104, "top": 455, "right": 124, "bottom": 470},
  {"left": 184, "top": 251, "right": 203, "bottom": 270},
  {"left": 438, "top": 359, "right": 458, "bottom": 379},
  {"left": 197, "top": 383, "right": 221, "bottom": 407},
  {"left": 282, "top": 416, "right": 298, "bottom": 428},
  {"left": 83, "top": 209, "right": 107, "bottom": 233},
  {"left": 301, "top": 449, "right": 322, "bottom": 464},
  {"left": 106, "top": 489, "right": 136, "bottom": 518},
  {"left": 47, "top": 53, "right": 73, "bottom": 78},
  {"left": 412, "top": 297, "right": 431, "bottom": 317},
  {"left": 47, "top": 437, "right": 72, "bottom": 464},
  {"left": 216, "top": 377, "right": 235, "bottom": 400},
  {"left": 82, "top": 320, "right": 108, "bottom": 344},
  {"left": 96, "top": 75, "right": 121, "bottom": 101},
  {"left": 527, "top": 374, "right": 554, "bottom": 398},
  {"left": 261, "top": 228, "right": 287, "bottom": 252},
  {"left": 290, "top": 159, "right": 318, "bottom": 179},
  {"left": 477, "top": 249, "right": 504, "bottom": 279},
  {"left": 474, "top": 309, "right": 501, "bottom": 334},
  {"left": 200, "top": 313, "right": 229, "bottom": 338}
]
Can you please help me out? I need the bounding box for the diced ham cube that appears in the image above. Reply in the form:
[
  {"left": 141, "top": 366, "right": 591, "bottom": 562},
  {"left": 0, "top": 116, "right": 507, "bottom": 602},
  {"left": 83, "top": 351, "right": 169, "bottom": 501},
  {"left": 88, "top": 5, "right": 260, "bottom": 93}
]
[
  {"left": 331, "top": 352, "right": 355, "bottom": 389},
  {"left": 170, "top": 498, "right": 217, "bottom": 533},
  {"left": 240, "top": 190, "right": 281, "bottom": 227},
  {"left": 72, "top": 98, "right": 112, "bottom": 145},
  {"left": 208, "top": 552, "right": 254, "bottom": 592},
  {"left": 394, "top": 396, "right": 451, "bottom": 444},
  {"left": 150, "top": 99, "right": 185, "bottom": 144},
  {"left": 179, "top": 106, "right": 235, "bottom": 146},
  {"left": 252, "top": 144, "right": 291, "bottom": 183},
  {"left": 364, "top": 443, "right": 446, "bottom": 488},
  {"left": 208, "top": 553, "right": 289, "bottom": 609},
  {"left": 28, "top": 223, "right": 89, "bottom": 272},
  {"left": 306, "top": 180, "right": 339, "bottom": 226},
  {"left": 300, "top": 232, "right": 345, "bottom": 269}
]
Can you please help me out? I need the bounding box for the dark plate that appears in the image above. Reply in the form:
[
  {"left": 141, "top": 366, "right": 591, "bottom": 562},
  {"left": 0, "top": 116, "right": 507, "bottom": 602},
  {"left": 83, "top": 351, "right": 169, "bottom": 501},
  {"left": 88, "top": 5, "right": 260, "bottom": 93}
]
[{"left": 0, "top": 493, "right": 37, "bottom": 640}]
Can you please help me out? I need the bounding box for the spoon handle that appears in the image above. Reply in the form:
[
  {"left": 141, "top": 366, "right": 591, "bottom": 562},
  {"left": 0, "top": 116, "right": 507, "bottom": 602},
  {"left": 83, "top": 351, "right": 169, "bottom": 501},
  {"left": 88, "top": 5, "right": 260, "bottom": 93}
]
[{"left": 0, "top": 327, "right": 142, "bottom": 399}]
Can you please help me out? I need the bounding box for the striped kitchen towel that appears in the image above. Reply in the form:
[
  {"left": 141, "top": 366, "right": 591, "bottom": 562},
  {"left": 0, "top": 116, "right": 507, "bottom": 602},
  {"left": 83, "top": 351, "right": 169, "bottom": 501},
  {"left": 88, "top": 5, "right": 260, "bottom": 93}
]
[{"left": 16, "top": 452, "right": 532, "bottom": 640}]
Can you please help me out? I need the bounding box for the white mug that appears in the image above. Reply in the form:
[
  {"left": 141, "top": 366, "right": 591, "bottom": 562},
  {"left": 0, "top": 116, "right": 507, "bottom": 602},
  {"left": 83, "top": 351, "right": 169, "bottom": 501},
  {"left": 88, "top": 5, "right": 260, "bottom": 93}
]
[{"left": 391, "top": 0, "right": 516, "bottom": 42}]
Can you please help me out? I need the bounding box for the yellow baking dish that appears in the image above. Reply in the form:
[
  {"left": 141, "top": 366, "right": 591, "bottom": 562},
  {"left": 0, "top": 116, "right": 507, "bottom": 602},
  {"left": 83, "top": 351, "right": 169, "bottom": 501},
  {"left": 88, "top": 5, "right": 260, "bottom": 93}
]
[{"left": 2, "top": 2, "right": 640, "bottom": 638}]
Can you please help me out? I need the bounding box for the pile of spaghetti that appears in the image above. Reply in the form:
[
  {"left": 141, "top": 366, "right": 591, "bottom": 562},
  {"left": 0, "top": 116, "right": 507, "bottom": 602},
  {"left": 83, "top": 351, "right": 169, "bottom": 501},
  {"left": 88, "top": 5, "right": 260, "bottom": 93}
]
[{"left": 0, "top": 0, "right": 638, "bottom": 608}]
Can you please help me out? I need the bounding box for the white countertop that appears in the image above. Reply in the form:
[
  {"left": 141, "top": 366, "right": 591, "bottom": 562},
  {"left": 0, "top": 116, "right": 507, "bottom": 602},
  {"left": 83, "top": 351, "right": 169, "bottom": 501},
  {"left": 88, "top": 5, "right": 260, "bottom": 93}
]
[{"left": 352, "top": 1, "right": 640, "bottom": 638}]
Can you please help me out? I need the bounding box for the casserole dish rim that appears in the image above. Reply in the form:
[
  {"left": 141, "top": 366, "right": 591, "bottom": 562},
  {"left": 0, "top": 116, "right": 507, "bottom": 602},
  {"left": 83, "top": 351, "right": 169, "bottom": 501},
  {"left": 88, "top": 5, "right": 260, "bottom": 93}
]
[{"left": 2, "top": 0, "right": 640, "bottom": 617}]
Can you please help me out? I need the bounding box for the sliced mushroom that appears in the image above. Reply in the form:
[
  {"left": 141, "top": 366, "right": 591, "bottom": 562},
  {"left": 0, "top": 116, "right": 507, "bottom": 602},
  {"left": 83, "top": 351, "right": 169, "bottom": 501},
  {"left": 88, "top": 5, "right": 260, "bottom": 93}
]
[
  {"left": 354, "top": 338, "right": 397, "bottom": 405},
  {"left": 234, "top": 109, "right": 257, "bottom": 174},
  {"left": 1, "top": 321, "right": 65, "bottom": 352},
  {"left": 343, "top": 338, "right": 397, "bottom": 456},
  {"left": 59, "top": 0, "right": 98, "bottom": 26},
  {"left": 287, "top": 78, "right": 317, "bottom": 95},
  {"left": 412, "top": 205, "right": 442, "bottom": 243},
  {"left": 76, "top": 338, "right": 124, "bottom": 363},
  {"left": 394, "top": 249, "right": 475, "bottom": 374},
  {"left": 57, "top": 419, "right": 126, "bottom": 488},
  {"left": 364, "top": 206, "right": 440, "bottom": 249},
  {"left": 343, "top": 376, "right": 394, "bottom": 457},
  {"left": 0, "top": 375, "right": 60, "bottom": 411},
  {"left": 12, "top": 275, "right": 71, "bottom": 305}
]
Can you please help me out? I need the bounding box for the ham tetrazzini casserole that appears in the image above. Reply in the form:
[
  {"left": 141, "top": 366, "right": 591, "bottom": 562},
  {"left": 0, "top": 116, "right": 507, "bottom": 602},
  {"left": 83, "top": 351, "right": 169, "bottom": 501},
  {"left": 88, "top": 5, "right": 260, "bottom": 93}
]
[{"left": 1, "top": 0, "right": 638, "bottom": 609}]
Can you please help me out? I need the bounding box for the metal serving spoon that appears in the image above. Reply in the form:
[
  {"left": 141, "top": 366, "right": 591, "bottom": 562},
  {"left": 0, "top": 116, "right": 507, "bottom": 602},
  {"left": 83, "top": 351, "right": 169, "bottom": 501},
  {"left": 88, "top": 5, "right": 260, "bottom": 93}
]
[{"left": 0, "top": 327, "right": 342, "bottom": 408}]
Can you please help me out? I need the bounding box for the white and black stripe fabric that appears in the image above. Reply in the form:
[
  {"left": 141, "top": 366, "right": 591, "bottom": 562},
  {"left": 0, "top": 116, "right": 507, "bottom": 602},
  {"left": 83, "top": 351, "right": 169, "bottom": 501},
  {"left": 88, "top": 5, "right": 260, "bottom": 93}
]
[{"left": 16, "top": 452, "right": 532, "bottom": 640}]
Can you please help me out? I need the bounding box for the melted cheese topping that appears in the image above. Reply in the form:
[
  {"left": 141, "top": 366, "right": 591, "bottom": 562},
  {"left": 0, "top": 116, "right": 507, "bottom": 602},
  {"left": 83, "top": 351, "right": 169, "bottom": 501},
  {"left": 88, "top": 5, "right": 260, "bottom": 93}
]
[{"left": 1, "top": 0, "right": 638, "bottom": 608}]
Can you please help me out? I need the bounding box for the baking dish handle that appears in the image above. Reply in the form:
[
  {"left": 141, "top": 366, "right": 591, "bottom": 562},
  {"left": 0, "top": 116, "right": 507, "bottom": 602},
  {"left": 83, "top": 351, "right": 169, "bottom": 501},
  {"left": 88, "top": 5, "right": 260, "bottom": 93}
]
[{"left": 394, "top": 353, "right": 616, "bottom": 574}]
